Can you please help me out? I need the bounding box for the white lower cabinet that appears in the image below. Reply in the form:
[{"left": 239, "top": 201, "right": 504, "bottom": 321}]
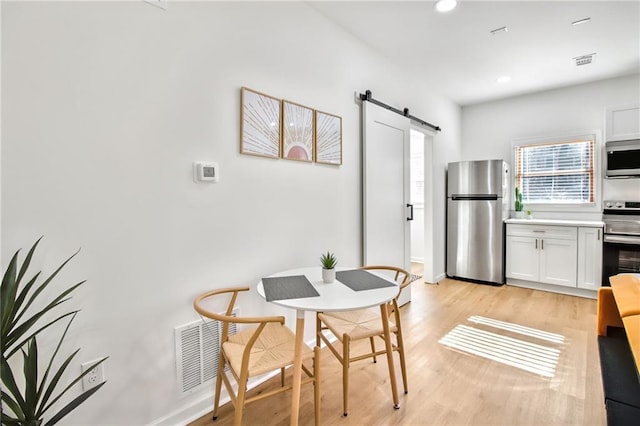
[
  {"left": 577, "top": 227, "right": 603, "bottom": 290},
  {"left": 505, "top": 235, "right": 539, "bottom": 281},
  {"left": 538, "top": 237, "right": 577, "bottom": 287},
  {"left": 506, "top": 224, "right": 577, "bottom": 287},
  {"left": 506, "top": 223, "right": 603, "bottom": 296}
]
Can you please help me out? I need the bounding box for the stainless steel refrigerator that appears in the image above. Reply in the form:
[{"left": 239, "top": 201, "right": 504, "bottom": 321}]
[{"left": 446, "top": 160, "right": 510, "bottom": 285}]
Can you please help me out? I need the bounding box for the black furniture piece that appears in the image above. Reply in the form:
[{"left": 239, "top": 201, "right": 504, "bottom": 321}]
[{"left": 598, "top": 327, "right": 640, "bottom": 425}]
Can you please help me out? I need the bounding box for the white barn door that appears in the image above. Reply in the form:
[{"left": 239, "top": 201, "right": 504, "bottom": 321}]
[{"left": 362, "top": 101, "right": 411, "bottom": 303}]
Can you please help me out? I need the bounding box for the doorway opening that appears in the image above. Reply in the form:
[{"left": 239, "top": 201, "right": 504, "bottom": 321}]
[{"left": 410, "top": 127, "right": 435, "bottom": 282}]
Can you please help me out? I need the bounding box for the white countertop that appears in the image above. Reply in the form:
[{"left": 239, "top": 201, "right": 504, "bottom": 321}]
[{"left": 505, "top": 218, "right": 604, "bottom": 227}]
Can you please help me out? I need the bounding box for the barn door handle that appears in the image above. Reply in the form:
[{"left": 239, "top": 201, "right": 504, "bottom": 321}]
[{"left": 407, "top": 204, "right": 414, "bottom": 221}]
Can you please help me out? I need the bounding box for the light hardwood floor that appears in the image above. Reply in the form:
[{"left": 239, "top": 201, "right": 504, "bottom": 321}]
[{"left": 190, "top": 269, "right": 605, "bottom": 426}]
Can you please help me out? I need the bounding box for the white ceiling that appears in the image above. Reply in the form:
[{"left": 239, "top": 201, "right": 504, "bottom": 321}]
[{"left": 308, "top": 0, "right": 640, "bottom": 106}]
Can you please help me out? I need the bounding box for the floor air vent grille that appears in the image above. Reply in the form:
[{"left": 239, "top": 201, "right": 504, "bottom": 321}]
[{"left": 175, "top": 308, "right": 238, "bottom": 397}]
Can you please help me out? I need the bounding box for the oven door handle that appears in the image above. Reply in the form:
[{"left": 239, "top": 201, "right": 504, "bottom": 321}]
[{"left": 604, "top": 234, "right": 640, "bottom": 245}]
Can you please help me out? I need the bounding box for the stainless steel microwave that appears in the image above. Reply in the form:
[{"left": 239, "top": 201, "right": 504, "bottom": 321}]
[{"left": 605, "top": 139, "right": 640, "bottom": 178}]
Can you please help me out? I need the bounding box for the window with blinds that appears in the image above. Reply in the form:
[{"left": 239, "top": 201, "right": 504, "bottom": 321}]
[{"left": 515, "top": 139, "right": 595, "bottom": 204}]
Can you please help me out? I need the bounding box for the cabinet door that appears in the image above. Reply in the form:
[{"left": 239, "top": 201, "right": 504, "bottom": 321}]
[
  {"left": 606, "top": 104, "right": 640, "bottom": 142},
  {"left": 539, "top": 238, "right": 577, "bottom": 287},
  {"left": 577, "top": 227, "right": 603, "bottom": 290},
  {"left": 506, "top": 236, "right": 539, "bottom": 281}
]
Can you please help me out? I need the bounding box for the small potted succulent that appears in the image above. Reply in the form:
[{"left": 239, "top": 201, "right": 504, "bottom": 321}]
[
  {"left": 514, "top": 187, "right": 525, "bottom": 219},
  {"left": 320, "top": 251, "right": 337, "bottom": 283}
]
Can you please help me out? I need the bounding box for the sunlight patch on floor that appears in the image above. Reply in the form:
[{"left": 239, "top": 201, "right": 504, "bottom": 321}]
[
  {"left": 468, "top": 315, "right": 565, "bottom": 344},
  {"left": 439, "top": 323, "right": 562, "bottom": 377}
]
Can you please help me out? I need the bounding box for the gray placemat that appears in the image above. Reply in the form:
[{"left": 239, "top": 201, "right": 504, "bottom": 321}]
[
  {"left": 262, "top": 275, "right": 320, "bottom": 302},
  {"left": 336, "top": 269, "right": 397, "bottom": 292}
]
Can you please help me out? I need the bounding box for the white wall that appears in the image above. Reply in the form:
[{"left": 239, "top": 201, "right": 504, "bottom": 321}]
[
  {"left": 1, "top": 2, "right": 460, "bottom": 424},
  {"left": 461, "top": 74, "right": 640, "bottom": 219}
]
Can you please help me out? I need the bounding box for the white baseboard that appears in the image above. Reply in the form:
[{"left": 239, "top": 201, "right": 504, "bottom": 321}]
[
  {"left": 149, "top": 392, "right": 222, "bottom": 426},
  {"left": 431, "top": 272, "right": 446, "bottom": 284},
  {"left": 507, "top": 279, "right": 597, "bottom": 299},
  {"left": 149, "top": 372, "right": 279, "bottom": 426},
  {"left": 149, "top": 336, "right": 331, "bottom": 425}
]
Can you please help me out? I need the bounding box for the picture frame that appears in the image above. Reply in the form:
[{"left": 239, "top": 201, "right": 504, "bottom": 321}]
[
  {"left": 240, "top": 87, "right": 281, "bottom": 159},
  {"left": 315, "top": 110, "right": 342, "bottom": 165},
  {"left": 282, "top": 100, "right": 314, "bottom": 162}
]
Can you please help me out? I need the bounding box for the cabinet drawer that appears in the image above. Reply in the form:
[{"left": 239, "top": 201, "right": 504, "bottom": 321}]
[{"left": 506, "top": 224, "right": 577, "bottom": 240}]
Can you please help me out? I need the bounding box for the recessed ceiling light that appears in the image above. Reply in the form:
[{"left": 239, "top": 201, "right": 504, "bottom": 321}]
[
  {"left": 435, "top": 0, "right": 458, "bottom": 13},
  {"left": 572, "top": 17, "right": 591, "bottom": 26},
  {"left": 497, "top": 76, "right": 511, "bottom": 84}
]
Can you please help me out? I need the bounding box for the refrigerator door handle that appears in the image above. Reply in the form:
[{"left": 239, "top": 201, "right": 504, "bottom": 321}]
[
  {"left": 407, "top": 203, "right": 414, "bottom": 221},
  {"left": 451, "top": 194, "right": 499, "bottom": 201}
]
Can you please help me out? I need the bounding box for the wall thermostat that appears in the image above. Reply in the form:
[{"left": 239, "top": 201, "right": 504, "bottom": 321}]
[{"left": 193, "top": 162, "right": 219, "bottom": 183}]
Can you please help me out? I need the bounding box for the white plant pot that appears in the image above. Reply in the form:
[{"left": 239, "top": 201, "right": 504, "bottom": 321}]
[
  {"left": 514, "top": 211, "right": 525, "bottom": 219},
  {"left": 322, "top": 268, "right": 335, "bottom": 283}
]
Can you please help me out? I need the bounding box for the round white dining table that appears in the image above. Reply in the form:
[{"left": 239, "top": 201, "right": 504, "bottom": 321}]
[{"left": 256, "top": 266, "right": 401, "bottom": 426}]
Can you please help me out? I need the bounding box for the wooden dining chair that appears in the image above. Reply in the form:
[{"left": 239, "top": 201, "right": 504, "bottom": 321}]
[
  {"left": 315, "top": 265, "right": 411, "bottom": 416},
  {"left": 194, "top": 287, "right": 320, "bottom": 426}
]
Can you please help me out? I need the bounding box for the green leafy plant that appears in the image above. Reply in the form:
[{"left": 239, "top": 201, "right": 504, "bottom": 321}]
[
  {"left": 1, "top": 237, "right": 108, "bottom": 426},
  {"left": 320, "top": 252, "right": 337, "bottom": 270},
  {"left": 515, "top": 187, "right": 524, "bottom": 212}
]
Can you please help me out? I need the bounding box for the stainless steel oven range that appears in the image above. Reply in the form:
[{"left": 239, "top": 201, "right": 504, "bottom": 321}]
[{"left": 602, "top": 200, "right": 640, "bottom": 285}]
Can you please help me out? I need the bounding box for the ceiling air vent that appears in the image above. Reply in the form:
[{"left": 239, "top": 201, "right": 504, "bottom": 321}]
[{"left": 574, "top": 53, "right": 596, "bottom": 66}]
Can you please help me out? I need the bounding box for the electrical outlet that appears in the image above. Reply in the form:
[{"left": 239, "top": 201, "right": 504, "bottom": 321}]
[{"left": 81, "top": 359, "right": 106, "bottom": 391}]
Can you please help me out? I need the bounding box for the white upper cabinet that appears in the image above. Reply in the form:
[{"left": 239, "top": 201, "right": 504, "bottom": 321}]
[{"left": 606, "top": 104, "right": 640, "bottom": 142}]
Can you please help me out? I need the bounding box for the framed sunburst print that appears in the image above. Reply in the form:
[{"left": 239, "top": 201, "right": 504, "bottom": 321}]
[
  {"left": 315, "top": 110, "right": 342, "bottom": 165},
  {"left": 240, "top": 87, "right": 281, "bottom": 158},
  {"left": 282, "top": 100, "right": 314, "bottom": 162}
]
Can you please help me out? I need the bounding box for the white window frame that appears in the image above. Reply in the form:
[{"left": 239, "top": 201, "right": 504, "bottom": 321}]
[{"left": 511, "top": 131, "right": 602, "bottom": 214}]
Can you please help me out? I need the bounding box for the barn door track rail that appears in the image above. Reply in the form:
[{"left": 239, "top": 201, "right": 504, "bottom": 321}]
[{"left": 358, "top": 90, "right": 441, "bottom": 132}]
